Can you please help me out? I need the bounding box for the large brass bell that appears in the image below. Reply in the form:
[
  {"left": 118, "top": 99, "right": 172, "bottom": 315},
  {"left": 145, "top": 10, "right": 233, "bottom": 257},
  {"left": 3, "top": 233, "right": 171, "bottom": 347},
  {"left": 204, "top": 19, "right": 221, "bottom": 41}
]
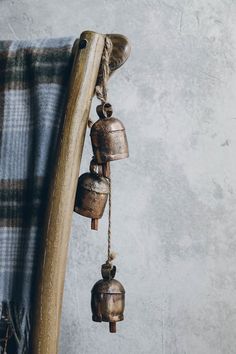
[
  {"left": 90, "top": 103, "right": 129, "bottom": 164},
  {"left": 91, "top": 262, "right": 125, "bottom": 333},
  {"left": 74, "top": 160, "right": 109, "bottom": 229}
]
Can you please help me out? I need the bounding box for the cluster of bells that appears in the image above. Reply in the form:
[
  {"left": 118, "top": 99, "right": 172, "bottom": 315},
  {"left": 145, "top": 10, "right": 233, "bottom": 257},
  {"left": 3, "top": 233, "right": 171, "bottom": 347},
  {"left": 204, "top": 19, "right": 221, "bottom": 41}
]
[{"left": 74, "top": 103, "right": 129, "bottom": 333}]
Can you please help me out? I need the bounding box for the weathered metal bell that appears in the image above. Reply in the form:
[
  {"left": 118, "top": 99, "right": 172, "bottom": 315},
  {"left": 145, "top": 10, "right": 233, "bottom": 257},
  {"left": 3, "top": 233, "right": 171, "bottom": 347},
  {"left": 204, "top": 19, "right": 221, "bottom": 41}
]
[
  {"left": 74, "top": 169, "right": 109, "bottom": 221},
  {"left": 90, "top": 103, "right": 129, "bottom": 164},
  {"left": 91, "top": 262, "right": 125, "bottom": 333}
]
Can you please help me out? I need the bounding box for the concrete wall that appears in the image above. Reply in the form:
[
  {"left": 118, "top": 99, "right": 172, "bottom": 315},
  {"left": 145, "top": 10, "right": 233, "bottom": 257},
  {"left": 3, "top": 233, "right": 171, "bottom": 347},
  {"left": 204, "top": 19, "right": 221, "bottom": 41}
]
[{"left": 1, "top": 1, "right": 236, "bottom": 353}]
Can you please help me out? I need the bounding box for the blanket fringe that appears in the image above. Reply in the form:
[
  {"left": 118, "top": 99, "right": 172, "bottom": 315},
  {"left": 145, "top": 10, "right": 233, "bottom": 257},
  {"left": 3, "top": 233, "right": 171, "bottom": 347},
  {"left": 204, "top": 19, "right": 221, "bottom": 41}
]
[{"left": 0, "top": 302, "right": 31, "bottom": 354}]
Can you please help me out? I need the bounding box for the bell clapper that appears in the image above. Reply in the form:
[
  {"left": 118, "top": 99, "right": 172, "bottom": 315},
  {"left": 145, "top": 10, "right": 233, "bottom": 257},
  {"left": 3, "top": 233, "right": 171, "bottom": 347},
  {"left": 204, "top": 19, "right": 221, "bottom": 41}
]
[
  {"left": 109, "top": 322, "right": 116, "bottom": 333},
  {"left": 102, "top": 161, "right": 110, "bottom": 178},
  {"left": 91, "top": 218, "right": 99, "bottom": 230}
]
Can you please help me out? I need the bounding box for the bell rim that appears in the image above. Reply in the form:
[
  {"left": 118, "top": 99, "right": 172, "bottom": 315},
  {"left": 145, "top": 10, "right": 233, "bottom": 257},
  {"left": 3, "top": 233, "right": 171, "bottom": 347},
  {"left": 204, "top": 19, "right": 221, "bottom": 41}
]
[
  {"left": 94, "top": 152, "right": 129, "bottom": 164},
  {"left": 92, "top": 314, "right": 124, "bottom": 322},
  {"left": 74, "top": 206, "right": 104, "bottom": 219}
]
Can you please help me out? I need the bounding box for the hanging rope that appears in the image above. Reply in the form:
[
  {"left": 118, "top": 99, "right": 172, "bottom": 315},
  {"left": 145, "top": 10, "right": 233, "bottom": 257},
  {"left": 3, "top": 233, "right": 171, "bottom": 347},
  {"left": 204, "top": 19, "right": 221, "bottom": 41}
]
[
  {"left": 107, "top": 175, "right": 112, "bottom": 263},
  {"left": 95, "top": 36, "right": 113, "bottom": 104},
  {"left": 93, "top": 36, "right": 114, "bottom": 264},
  {"left": 88, "top": 36, "right": 113, "bottom": 127}
]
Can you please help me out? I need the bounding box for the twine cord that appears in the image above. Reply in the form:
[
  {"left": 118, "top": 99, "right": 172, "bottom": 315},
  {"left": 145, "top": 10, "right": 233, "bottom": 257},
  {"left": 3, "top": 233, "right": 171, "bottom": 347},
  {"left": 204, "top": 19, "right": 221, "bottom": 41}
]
[
  {"left": 107, "top": 175, "right": 112, "bottom": 263},
  {"left": 94, "top": 36, "right": 114, "bottom": 264},
  {"left": 3, "top": 325, "right": 10, "bottom": 354}
]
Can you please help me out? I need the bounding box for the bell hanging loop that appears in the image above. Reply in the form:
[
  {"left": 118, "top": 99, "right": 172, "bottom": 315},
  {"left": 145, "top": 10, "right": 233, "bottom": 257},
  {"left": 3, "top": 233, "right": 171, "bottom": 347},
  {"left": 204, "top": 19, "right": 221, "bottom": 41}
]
[
  {"left": 101, "top": 261, "right": 116, "bottom": 280},
  {"left": 89, "top": 157, "right": 103, "bottom": 176},
  {"left": 96, "top": 102, "right": 113, "bottom": 119}
]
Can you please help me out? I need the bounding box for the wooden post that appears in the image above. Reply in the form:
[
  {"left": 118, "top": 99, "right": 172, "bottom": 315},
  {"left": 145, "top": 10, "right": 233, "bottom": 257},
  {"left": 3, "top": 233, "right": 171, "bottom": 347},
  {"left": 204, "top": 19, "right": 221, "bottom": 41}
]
[{"left": 31, "top": 31, "right": 105, "bottom": 354}]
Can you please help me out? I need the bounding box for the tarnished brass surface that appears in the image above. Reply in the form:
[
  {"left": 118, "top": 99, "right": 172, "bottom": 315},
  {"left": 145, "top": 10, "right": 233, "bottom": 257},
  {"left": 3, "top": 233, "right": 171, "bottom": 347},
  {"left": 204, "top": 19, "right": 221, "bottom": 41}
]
[
  {"left": 91, "top": 117, "right": 129, "bottom": 163},
  {"left": 74, "top": 172, "right": 109, "bottom": 219},
  {"left": 91, "top": 278, "right": 125, "bottom": 323}
]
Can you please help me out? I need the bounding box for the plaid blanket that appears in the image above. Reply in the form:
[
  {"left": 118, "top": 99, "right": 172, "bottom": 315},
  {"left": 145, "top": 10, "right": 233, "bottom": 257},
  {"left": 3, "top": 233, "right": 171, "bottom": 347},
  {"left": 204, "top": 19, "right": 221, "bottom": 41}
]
[{"left": 0, "top": 37, "right": 76, "bottom": 353}]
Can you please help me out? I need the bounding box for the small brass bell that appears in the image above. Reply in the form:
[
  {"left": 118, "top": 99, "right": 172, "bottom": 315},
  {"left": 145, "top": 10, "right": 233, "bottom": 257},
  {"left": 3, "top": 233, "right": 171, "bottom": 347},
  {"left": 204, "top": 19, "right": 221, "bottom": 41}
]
[
  {"left": 91, "top": 262, "right": 125, "bottom": 333},
  {"left": 74, "top": 162, "right": 109, "bottom": 229},
  {"left": 90, "top": 103, "right": 129, "bottom": 164}
]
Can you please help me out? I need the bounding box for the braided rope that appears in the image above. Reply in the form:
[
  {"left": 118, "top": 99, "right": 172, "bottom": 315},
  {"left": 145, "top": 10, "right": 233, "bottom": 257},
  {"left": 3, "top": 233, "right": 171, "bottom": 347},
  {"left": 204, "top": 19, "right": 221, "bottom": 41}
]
[{"left": 95, "top": 36, "right": 113, "bottom": 104}]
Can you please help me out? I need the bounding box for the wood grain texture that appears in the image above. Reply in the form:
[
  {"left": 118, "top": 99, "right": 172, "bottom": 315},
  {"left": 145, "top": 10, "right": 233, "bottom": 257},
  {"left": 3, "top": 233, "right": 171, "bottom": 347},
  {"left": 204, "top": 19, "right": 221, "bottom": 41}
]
[{"left": 31, "top": 31, "right": 105, "bottom": 354}]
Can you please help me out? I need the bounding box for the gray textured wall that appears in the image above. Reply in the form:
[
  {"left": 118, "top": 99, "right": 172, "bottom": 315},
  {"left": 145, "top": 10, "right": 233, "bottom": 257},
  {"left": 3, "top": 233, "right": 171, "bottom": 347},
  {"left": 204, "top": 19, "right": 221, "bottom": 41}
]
[{"left": 1, "top": 1, "right": 236, "bottom": 353}]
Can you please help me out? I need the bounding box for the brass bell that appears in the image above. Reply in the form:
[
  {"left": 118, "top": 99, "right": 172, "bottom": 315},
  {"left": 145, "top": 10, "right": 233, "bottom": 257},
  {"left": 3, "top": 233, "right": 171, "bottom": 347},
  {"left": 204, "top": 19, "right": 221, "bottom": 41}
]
[
  {"left": 74, "top": 162, "right": 109, "bottom": 229},
  {"left": 91, "top": 262, "right": 125, "bottom": 333},
  {"left": 90, "top": 103, "right": 129, "bottom": 164}
]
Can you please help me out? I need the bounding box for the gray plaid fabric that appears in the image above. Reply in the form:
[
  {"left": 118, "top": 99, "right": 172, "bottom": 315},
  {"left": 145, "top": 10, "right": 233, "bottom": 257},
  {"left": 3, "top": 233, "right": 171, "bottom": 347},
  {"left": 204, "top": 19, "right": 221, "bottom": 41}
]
[{"left": 0, "top": 37, "right": 76, "bottom": 353}]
